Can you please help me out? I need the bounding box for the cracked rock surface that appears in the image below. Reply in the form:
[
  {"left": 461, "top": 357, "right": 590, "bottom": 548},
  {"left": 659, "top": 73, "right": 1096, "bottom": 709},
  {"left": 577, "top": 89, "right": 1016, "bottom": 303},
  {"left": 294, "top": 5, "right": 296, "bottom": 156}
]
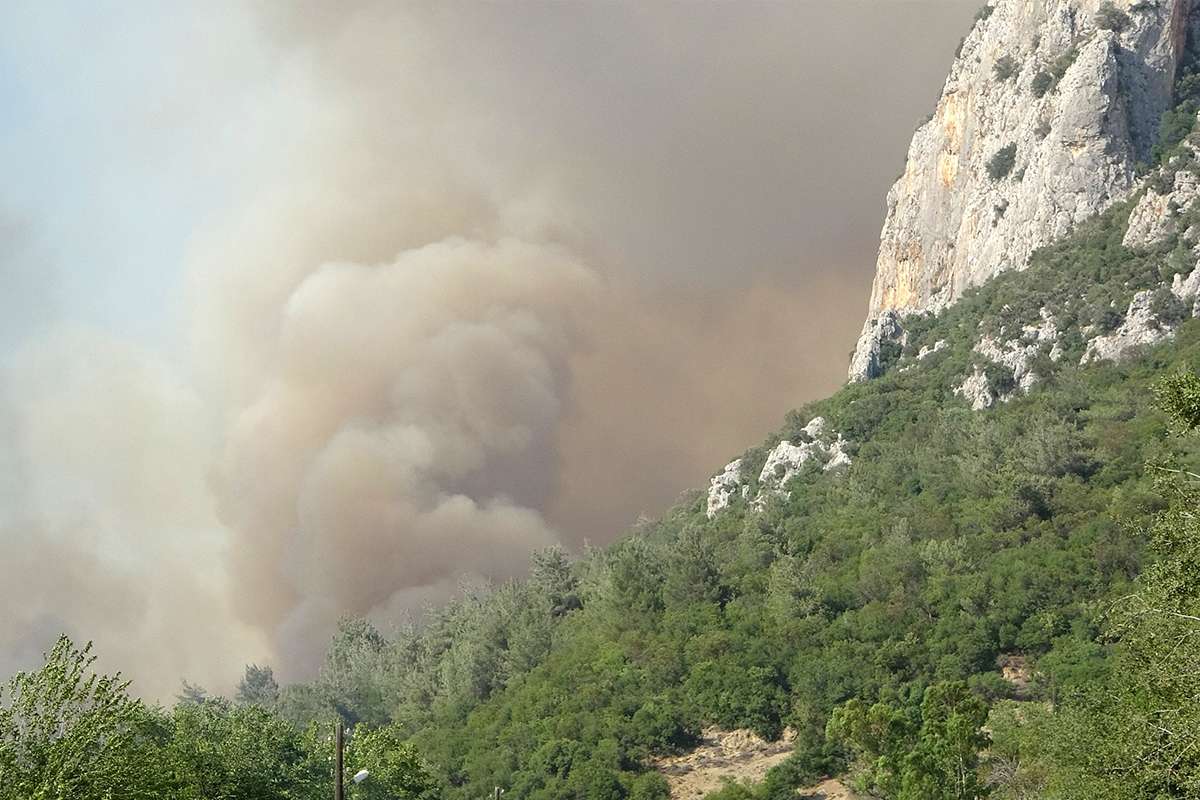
[{"left": 851, "top": 0, "right": 1197, "bottom": 380}]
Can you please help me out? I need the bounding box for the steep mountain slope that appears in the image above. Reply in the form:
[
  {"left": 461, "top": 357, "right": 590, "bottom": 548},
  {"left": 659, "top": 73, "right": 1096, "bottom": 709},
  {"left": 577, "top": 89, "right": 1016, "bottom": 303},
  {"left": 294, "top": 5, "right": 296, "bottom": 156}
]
[
  {"left": 713, "top": 146, "right": 1200, "bottom": 520},
  {"left": 287, "top": 243, "right": 1200, "bottom": 800},
  {"left": 281, "top": 170, "right": 1200, "bottom": 799},
  {"left": 272, "top": 3, "right": 1200, "bottom": 800},
  {"left": 851, "top": 0, "right": 1199, "bottom": 381}
]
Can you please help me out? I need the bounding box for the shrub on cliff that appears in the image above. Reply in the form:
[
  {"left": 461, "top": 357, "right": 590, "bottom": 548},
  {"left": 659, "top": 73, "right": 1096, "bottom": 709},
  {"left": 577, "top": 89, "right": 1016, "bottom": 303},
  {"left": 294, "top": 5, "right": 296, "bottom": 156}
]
[
  {"left": 1031, "top": 71, "right": 1054, "bottom": 98},
  {"left": 1032, "top": 48, "right": 1080, "bottom": 98},
  {"left": 987, "top": 144, "right": 1018, "bottom": 180},
  {"left": 1094, "top": 2, "right": 1131, "bottom": 32},
  {"left": 993, "top": 56, "right": 1019, "bottom": 82}
]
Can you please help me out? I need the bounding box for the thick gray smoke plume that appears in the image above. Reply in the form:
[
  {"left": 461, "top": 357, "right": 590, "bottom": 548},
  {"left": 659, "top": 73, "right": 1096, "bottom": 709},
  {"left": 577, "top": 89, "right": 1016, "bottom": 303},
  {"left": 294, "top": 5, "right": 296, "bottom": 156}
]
[
  {"left": 0, "top": 328, "right": 266, "bottom": 699},
  {"left": 212, "top": 239, "right": 596, "bottom": 671},
  {"left": 0, "top": 0, "right": 978, "bottom": 692}
]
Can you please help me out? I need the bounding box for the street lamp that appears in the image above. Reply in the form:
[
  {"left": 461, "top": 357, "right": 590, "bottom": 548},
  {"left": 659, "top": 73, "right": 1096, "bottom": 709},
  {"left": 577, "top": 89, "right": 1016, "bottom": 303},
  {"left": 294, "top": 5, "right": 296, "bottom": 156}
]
[
  {"left": 335, "top": 722, "right": 345, "bottom": 800},
  {"left": 335, "top": 722, "right": 372, "bottom": 798}
]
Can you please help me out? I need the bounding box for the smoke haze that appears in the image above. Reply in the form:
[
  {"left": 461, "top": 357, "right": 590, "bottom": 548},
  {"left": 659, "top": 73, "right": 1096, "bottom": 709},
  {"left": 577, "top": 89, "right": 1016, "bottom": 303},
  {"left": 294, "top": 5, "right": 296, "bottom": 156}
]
[{"left": 0, "top": 0, "right": 977, "bottom": 694}]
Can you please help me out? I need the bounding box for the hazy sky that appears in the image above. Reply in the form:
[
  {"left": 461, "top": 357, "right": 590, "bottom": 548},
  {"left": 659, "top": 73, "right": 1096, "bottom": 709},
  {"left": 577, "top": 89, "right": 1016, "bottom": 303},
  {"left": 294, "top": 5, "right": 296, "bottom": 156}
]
[{"left": 0, "top": 0, "right": 977, "bottom": 697}]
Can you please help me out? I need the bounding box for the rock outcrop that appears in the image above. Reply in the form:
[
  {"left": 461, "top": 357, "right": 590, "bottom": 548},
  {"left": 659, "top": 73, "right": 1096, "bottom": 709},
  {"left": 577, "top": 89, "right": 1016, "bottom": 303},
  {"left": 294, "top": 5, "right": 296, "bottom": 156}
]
[
  {"left": 1175, "top": 263, "right": 1200, "bottom": 312},
  {"left": 707, "top": 459, "right": 747, "bottom": 519},
  {"left": 850, "top": 0, "right": 1198, "bottom": 381},
  {"left": 848, "top": 310, "right": 905, "bottom": 382},
  {"left": 1082, "top": 263, "right": 1200, "bottom": 362},
  {"left": 1124, "top": 156, "right": 1200, "bottom": 249},
  {"left": 1082, "top": 289, "right": 1174, "bottom": 361},
  {"left": 705, "top": 417, "right": 852, "bottom": 518},
  {"left": 945, "top": 257, "right": 1200, "bottom": 407},
  {"left": 955, "top": 368, "right": 998, "bottom": 410},
  {"left": 755, "top": 417, "right": 851, "bottom": 503},
  {"left": 917, "top": 340, "right": 949, "bottom": 360},
  {"left": 954, "top": 308, "right": 1064, "bottom": 409}
]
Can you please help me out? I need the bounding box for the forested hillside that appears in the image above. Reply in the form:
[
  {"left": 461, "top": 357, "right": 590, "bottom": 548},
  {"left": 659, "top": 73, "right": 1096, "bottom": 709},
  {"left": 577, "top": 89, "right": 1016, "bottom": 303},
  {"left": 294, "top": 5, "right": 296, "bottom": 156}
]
[
  {"left": 275, "top": 229, "right": 1200, "bottom": 799},
  {"left": 253, "top": 121, "right": 1200, "bottom": 798},
  {"left": 7, "top": 123, "right": 1200, "bottom": 800},
  {"left": 10, "top": 2, "right": 1200, "bottom": 798},
  {"left": 11, "top": 165, "right": 1200, "bottom": 798}
]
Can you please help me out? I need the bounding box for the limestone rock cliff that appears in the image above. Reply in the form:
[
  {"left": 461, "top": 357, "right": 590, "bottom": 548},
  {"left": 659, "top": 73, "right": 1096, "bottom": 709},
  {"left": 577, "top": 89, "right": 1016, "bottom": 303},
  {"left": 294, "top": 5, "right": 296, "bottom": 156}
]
[
  {"left": 1124, "top": 161, "right": 1200, "bottom": 248},
  {"left": 705, "top": 416, "right": 852, "bottom": 519},
  {"left": 1081, "top": 262, "right": 1200, "bottom": 362},
  {"left": 706, "top": 459, "right": 747, "bottom": 518},
  {"left": 850, "top": 0, "right": 1197, "bottom": 381}
]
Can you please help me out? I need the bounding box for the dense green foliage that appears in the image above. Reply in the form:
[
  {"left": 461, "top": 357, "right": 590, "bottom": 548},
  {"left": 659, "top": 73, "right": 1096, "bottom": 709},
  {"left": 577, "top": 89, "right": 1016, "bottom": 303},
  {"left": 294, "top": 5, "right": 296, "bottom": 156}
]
[
  {"left": 348, "top": 726, "right": 440, "bottom": 800},
  {"left": 237, "top": 664, "right": 281, "bottom": 708},
  {"left": 0, "top": 638, "right": 166, "bottom": 800},
  {"left": 0, "top": 638, "right": 434, "bottom": 800},
  {"left": 151, "top": 699, "right": 328, "bottom": 799},
  {"left": 979, "top": 372, "right": 1200, "bottom": 798},
  {"left": 260, "top": 175, "right": 1200, "bottom": 799},
  {"left": 828, "top": 682, "right": 988, "bottom": 800}
]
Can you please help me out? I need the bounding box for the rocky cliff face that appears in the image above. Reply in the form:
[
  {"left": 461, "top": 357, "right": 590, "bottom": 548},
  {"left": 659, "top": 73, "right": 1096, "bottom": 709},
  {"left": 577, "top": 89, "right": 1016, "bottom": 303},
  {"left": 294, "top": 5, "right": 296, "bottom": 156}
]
[
  {"left": 705, "top": 415, "right": 852, "bottom": 519},
  {"left": 706, "top": 1, "right": 1200, "bottom": 520},
  {"left": 850, "top": 0, "right": 1197, "bottom": 381}
]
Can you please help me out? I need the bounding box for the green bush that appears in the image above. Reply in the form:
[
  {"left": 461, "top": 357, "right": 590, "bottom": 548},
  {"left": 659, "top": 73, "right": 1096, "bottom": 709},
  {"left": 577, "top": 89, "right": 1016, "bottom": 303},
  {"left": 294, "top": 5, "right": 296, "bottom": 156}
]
[
  {"left": 1096, "top": 305, "right": 1125, "bottom": 333},
  {"left": 1031, "top": 48, "right": 1080, "bottom": 98},
  {"left": 827, "top": 683, "right": 989, "bottom": 800},
  {"left": 1031, "top": 72, "right": 1054, "bottom": 98},
  {"left": 1152, "top": 103, "right": 1199, "bottom": 166},
  {"left": 987, "top": 143, "right": 1018, "bottom": 180},
  {"left": 1052, "top": 48, "right": 1080, "bottom": 79},
  {"left": 878, "top": 338, "right": 905, "bottom": 374},
  {"left": 1094, "top": 1, "right": 1131, "bottom": 32},
  {"left": 1155, "top": 55, "right": 1200, "bottom": 168},
  {"left": 0, "top": 638, "right": 171, "bottom": 800},
  {"left": 704, "top": 783, "right": 757, "bottom": 800},
  {"left": 1037, "top": 372, "right": 1200, "bottom": 796},
  {"left": 993, "top": 55, "right": 1019, "bottom": 82},
  {"left": 1150, "top": 286, "right": 1189, "bottom": 326},
  {"left": 164, "top": 701, "right": 329, "bottom": 800},
  {"left": 346, "top": 724, "right": 438, "bottom": 800},
  {"left": 628, "top": 772, "right": 671, "bottom": 800},
  {"left": 983, "top": 361, "right": 1016, "bottom": 396}
]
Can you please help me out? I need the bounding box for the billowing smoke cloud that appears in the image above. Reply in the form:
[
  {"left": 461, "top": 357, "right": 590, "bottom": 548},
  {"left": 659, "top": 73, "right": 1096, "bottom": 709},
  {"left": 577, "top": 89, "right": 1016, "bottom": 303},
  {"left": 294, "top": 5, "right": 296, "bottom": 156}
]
[
  {"left": 0, "top": 327, "right": 267, "bottom": 699},
  {"left": 212, "top": 239, "right": 596, "bottom": 672},
  {"left": 0, "top": 0, "right": 979, "bottom": 691}
]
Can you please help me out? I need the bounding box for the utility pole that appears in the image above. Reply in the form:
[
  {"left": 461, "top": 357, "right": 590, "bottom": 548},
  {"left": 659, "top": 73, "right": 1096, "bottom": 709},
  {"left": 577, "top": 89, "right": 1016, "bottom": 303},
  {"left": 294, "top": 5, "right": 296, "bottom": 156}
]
[{"left": 335, "top": 720, "right": 345, "bottom": 800}]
